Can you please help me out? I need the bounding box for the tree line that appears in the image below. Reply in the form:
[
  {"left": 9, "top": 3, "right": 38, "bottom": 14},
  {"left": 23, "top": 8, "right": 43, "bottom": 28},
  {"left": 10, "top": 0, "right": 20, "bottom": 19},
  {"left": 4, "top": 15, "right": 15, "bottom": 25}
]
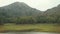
[{"left": 0, "top": 16, "right": 60, "bottom": 25}]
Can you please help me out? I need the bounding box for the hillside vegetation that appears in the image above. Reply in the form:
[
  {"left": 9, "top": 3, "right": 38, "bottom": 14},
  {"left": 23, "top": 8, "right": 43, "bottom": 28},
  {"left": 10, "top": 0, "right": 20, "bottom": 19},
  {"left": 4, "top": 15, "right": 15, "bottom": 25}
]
[{"left": 0, "top": 2, "right": 60, "bottom": 24}]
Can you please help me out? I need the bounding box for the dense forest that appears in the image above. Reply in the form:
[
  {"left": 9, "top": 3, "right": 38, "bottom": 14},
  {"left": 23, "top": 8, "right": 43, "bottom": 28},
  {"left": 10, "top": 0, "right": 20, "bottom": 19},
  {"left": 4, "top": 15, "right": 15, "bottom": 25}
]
[{"left": 0, "top": 2, "right": 60, "bottom": 25}]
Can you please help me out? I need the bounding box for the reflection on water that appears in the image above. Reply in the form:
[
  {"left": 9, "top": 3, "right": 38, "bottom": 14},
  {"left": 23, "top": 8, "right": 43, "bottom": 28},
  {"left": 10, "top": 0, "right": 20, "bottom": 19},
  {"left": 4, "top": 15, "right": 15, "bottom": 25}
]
[{"left": 0, "top": 32, "right": 59, "bottom": 34}]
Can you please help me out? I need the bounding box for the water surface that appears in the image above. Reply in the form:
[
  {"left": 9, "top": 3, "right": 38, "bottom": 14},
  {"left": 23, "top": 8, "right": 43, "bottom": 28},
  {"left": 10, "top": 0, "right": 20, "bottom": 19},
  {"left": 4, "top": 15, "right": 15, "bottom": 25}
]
[{"left": 0, "top": 32, "right": 59, "bottom": 34}]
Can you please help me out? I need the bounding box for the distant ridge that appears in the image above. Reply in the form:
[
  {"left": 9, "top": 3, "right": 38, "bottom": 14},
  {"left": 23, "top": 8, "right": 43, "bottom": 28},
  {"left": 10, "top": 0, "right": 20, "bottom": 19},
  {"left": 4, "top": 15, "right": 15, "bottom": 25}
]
[{"left": 43, "top": 4, "right": 60, "bottom": 16}]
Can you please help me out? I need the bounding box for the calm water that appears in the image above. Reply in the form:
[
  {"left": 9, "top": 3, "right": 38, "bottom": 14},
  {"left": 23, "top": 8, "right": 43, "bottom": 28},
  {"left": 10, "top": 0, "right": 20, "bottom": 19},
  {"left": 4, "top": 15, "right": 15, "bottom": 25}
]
[{"left": 0, "top": 32, "right": 59, "bottom": 34}]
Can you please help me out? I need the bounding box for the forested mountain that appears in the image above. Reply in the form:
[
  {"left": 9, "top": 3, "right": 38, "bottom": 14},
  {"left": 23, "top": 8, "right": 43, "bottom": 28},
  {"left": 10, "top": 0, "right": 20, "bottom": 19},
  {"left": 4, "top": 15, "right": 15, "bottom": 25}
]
[
  {"left": 43, "top": 4, "right": 60, "bottom": 16},
  {"left": 0, "top": 2, "right": 42, "bottom": 24},
  {"left": 0, "top": 2, "right": 41, "bottom": 18},
  {"left": 42, "top": 4, "right": 60, "bottom": 23},
  {"left": 0, "top": 2, "right": 60, "bottom": 24}
]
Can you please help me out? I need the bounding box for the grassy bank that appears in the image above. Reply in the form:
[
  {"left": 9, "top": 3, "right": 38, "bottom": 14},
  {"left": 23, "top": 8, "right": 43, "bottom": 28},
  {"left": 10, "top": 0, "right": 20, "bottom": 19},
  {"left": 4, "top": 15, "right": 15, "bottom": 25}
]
[{"left": 0, "top": 24, "right": 60, "bottom": 33}]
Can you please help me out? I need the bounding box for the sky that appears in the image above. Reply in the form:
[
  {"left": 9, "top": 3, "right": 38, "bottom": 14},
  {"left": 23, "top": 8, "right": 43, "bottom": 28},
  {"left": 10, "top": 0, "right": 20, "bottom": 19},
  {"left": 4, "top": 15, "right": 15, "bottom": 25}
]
[{"left": 0, "top": 0, "right": 60, "bottom": 11}]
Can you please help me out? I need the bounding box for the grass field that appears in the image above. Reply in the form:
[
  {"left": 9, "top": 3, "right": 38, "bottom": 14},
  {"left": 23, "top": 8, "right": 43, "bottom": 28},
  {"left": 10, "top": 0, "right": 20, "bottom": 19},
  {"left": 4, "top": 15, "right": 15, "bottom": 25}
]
[{"left": 0, "top": 24, "right": 60, "bottom": 33}]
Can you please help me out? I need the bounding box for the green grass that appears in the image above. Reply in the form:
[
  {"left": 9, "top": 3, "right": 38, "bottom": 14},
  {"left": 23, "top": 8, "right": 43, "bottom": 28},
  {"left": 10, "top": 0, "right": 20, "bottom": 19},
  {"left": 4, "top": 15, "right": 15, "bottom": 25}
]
[{"left": 0, "top": 24, "right": 60, "bottom": 32}]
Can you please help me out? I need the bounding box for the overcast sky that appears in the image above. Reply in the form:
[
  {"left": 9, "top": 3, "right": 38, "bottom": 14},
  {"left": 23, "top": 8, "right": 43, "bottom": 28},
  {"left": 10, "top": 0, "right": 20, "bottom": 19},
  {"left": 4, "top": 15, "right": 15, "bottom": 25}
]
[{"left": 0, "top": 0, "right": 60, "bottom": 11}]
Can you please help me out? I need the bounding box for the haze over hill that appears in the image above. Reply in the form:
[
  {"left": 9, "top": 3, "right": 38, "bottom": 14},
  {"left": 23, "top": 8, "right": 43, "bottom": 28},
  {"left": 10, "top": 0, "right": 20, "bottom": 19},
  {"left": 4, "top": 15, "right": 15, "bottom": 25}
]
[{"left": 0, "top": 0, "right": 60, "bottom": 11}]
